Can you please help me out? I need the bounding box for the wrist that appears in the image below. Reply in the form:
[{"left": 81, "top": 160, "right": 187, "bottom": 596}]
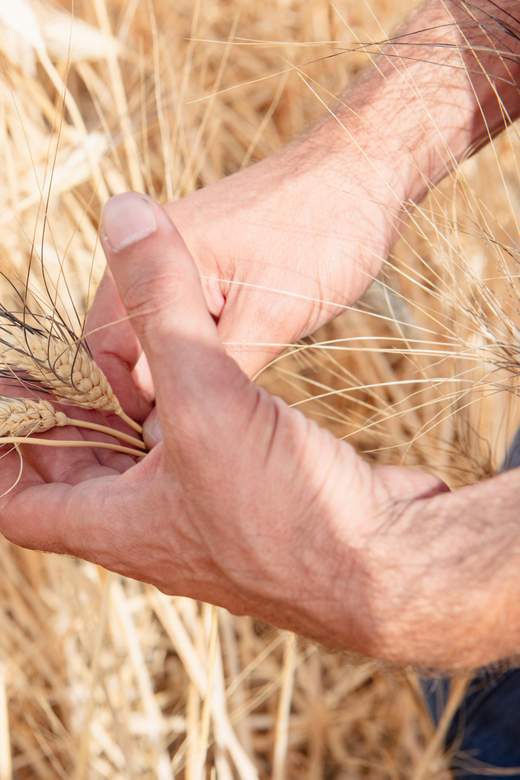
[
  {"left": 299, "top": 106, "right": 414, "bottom": 251},
  {"left": 277, "top": 135, "right": 400, "bottom": 285}
]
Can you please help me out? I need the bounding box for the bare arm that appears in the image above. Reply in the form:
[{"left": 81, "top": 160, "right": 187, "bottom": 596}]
[
  {"left": 87, "top": 1, "right": 520, "bottom": 668},
  {"left": 165, "top": 0, "right": 520, "bottom": 374},
  {"left": 309, "top": 0, "right": 520, "bottom": 227}
]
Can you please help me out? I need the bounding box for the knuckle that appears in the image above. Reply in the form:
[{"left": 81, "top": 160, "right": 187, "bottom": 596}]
[
  {"left": 121, "top": 270, "right": 160, "bottom": 317},
  {"left": 121, "top": 267, "right": 183, "bottom": 320}
]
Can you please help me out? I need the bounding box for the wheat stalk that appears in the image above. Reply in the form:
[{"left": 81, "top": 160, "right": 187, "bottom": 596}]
[{"left": 0, "top": 436, "right": 145, "bottom": 457}]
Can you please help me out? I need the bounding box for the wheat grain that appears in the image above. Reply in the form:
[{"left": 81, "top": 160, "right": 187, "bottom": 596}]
[{"left": 4, "top": 330, "right": 118, "bottom": 409}]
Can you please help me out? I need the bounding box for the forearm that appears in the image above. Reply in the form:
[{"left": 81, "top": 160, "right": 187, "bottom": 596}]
[
  {"left": 305, "top": 0, "right": 520, "bottom": 219},
  {"left": 355, "top": 466, "right": 520, "bottom": 669}
]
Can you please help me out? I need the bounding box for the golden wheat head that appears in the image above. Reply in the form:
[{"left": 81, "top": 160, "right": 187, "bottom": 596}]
[
  {"left": 0, "top": 325, "right": 141, "bottom": 433},
  {"left": 0, "top": 396, "right": 68, "bottom": 437}
]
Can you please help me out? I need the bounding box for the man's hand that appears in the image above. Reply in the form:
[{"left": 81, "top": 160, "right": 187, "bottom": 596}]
[
  {"left": 146, "top": 0, "right": 520, "bottom": 386},
  {"left": 0, "top": 193, "right": 519, "bottom": 671},
  {"left": 163, "top": 140, "right": 401, "bottom": 378},
  {"left": 2, "top": 0, "right": 520, "bottom": 670}
]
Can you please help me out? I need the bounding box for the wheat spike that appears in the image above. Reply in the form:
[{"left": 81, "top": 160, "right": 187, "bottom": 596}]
[
  {"left": 1, "top": 329, "right": 142, "bottom": 432},
  {"left": 0, "top": 396, "right": 68, "bottom": 437},
  {"left": 0, "top": 394, "right": 147, "bottom": 451},
  {"left": 5, "top": 330, "right": 119, "bottom": 410}
]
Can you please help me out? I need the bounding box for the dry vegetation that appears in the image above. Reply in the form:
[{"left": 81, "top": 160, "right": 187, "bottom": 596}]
[{"left": 0, "top": 0, "right": 519, "bottom": 777}]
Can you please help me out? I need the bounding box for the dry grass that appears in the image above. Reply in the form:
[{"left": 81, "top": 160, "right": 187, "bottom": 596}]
[{"left": 0, "top": 0, "right": 518, "bottom": 777}]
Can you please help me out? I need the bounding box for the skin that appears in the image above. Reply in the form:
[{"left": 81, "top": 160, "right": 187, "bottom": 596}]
[{"left": 1, "top": 0, "right": 520, "bottom": 670}]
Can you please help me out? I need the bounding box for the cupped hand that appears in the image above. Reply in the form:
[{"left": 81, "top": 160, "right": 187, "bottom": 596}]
[{"left": 0, "top": 193, "right": 518, "bottom": 671}]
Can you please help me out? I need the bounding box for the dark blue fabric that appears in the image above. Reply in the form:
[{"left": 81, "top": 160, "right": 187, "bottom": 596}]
[
  {"left": 423, "top": 671, "right": 520, "bottom": 776},
  {"left": 502, "top": 427, "right": 520, "bottom": 472}
]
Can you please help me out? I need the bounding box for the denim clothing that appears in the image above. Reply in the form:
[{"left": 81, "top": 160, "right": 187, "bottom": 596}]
[{"left": 423, "top": 671, "right": 520, "bottom": 776}]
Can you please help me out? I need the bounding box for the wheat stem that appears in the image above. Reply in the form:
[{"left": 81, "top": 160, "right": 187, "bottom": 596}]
[
  {"left": 65, "top": 418, "right": 146, "bottom": 449},
  {"left": 116, "top": 408, "right": 143, "bottom": 434},
  {"left": 0, "top": 437, "right": 145, "bottom": 458}
]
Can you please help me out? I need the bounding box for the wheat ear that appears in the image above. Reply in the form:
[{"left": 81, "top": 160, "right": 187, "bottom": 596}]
[
  {"left": 0, "top": 396, "right": 146, "bottom": 450},
  {"left": 0, "top": 396, "right": 68, "bottom": 437},
  {"left": 1, "top": 331, "right": 142, "bottom": 433}
]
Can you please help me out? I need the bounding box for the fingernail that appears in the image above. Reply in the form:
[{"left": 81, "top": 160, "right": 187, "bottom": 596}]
[
  {"left": 101, "top": 193, "right": 157, "bottom": 251},
  {"left": 143, "top": 413, "right": 163, "bottom": 449}
]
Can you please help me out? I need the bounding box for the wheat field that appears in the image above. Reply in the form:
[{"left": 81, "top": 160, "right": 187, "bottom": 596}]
[{"left": 0, "top": 0, "right": 519, "bottom": 777}]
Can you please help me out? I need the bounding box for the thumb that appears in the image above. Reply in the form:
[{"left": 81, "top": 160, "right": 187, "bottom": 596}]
[{"left": 100, "top": 192, "right": 224, "bottom": 406}]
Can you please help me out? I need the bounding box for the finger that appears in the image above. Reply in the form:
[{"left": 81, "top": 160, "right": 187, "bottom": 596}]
[
  {"left": 85, "top": 267, "right": 153, "bottom": 422},
  {"left": 0, "top": 439, "right": 135, "bottom": 559},
  {"left": 0, "top": 444, "right": 44, "bottom": 499},
  {"left": 0, "top": 447, "right": 74, "bottom": 554},
  {"left": 0, "top": 449, "right": 163, "bottom": 578},
  {"left": 142, "top": 405, "right": 162, "bottom": 449},
  {"left": 0, "top": 435, "right": 137, "bottom": 558},
  {"left": 86, "top": 267, "right": 141, "bottom": 368},
  {"left": 0, "top": 473, "right": 109, "bottom": 557},
  {"left": 99, "top": 193, "right": 226, "bottom": 408},
  {"left": 163, "top": 200, "right": 227, "bottom": 321}
]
